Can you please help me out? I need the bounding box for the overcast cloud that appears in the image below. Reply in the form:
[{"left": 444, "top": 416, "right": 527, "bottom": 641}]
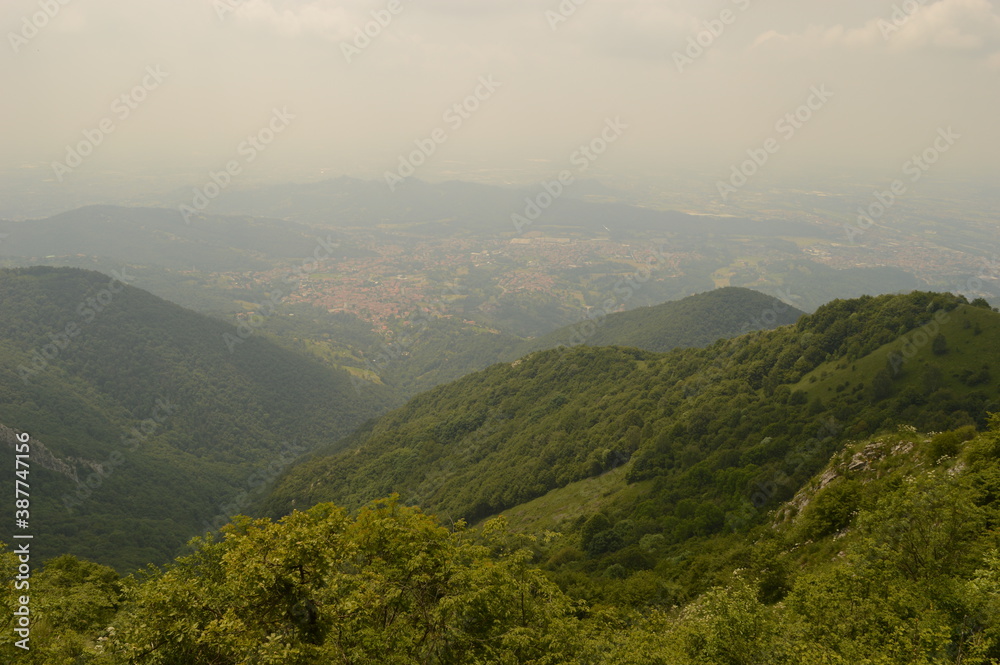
[{"left": 2, "top": 0, "right": 997, "bottom": 194}]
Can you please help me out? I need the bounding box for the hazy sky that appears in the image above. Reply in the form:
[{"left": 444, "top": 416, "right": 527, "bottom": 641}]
[{"left": 2, "top": 0, "right": 998, "bottom": 192}]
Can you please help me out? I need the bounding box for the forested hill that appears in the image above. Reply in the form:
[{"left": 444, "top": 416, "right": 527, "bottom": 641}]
[
  {"left": 522, "top": 286, "right": 805, "bottom": 354},
  {"left": 370, "top": 287, "right": 801, "bottom": 398},
  {"left": 0, "top": 267, "right": 392, "bottom": 570},
  {"left": 261, "top": 291, "right": 1000, "bottom": 534}
]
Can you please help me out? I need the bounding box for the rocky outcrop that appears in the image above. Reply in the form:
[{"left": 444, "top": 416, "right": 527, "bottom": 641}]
[{"left": 0, "top": 423, "right": 96, "bottom": 486}]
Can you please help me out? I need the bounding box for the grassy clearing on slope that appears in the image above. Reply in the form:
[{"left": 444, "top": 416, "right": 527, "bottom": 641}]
[
  {"left": 796, "top": 304, "right": 1000, "bottom": 402},
  {"left": 497, "top": 465, "right": 651, "bottom": 533}
]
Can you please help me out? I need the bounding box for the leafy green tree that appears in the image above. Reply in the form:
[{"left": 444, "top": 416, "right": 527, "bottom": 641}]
[
  {"left": 782, "top": 565, "right": 956, "bottom": 664},
  {"left": 106, "top": 498, "right": 582, "bottom": 664},
  {"left": 932, "top": 333, "right": 948, "bottom": 355},
  {"left": 855, "top": 470, "right": 985, "bottom": 582},
  {"left": 923, "top": 365, "right": 945, "bottom": 394},
  {"left": 0, "top": 549, "right": 123, "bottom": 664},
  {"left": 671, "top": 576, "right": 782, "bottom": 665},
  {"left": 965, "top": 551, "right": 1000, "bottom": 659},
  {"left": 869, "top": 368, "right": 894, "bottom": 402},
  {"left": 927, "top": 426, "right": 976, "bottom": 461}
]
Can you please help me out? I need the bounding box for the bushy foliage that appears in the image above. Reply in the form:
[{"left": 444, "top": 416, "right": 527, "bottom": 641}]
[
  {"left": 1, "top": 499, "right": 584, "bottom": 664},
  {"left": 7, "top": 418, "right": 1000, "bottom": 665}
]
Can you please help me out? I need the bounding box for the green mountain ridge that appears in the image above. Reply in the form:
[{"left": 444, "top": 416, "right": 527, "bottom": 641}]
[
  {"left": 360, "top": 286, "right": 802, "bottom": 400},
  {"left": 0, "top": 269, "right": 825, "bottom": 572},
  {"left": 260, "top": 291, "right": 1000, "bottom": 540},
  {"left": 0, "top": 266, "right": 392, "bottom": 570},
  {"left": 521, "top": 286, "right": 805, "bottom": 354}
]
